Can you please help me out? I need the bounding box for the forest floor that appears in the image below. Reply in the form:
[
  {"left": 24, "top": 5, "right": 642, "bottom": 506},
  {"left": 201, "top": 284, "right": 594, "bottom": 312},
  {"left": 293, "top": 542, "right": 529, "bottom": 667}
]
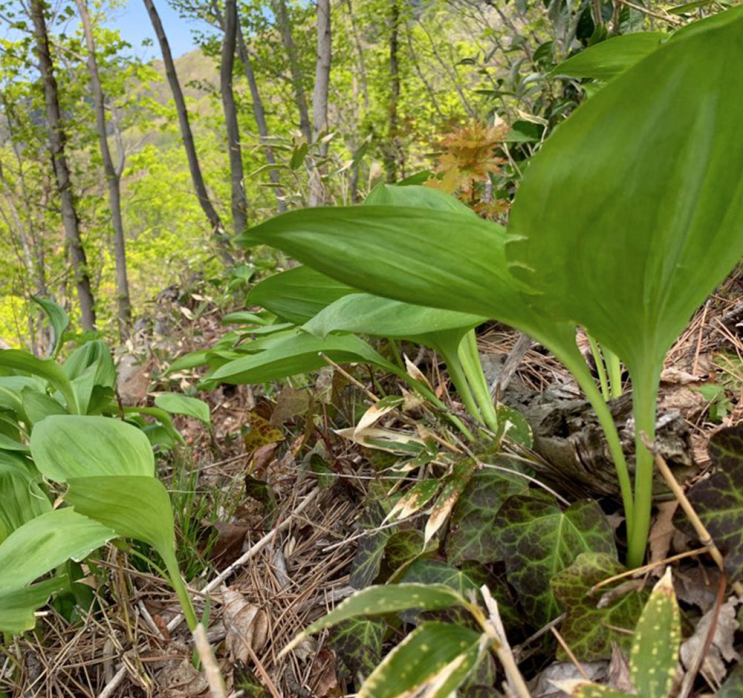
[{"left": 8, "top": 274, "right": 743, "bottom": 698}]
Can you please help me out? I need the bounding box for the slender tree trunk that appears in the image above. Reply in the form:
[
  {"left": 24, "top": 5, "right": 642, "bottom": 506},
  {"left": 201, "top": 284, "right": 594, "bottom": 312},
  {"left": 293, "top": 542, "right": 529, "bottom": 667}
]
[
  {"left": 221, "top": 0, "right": 248, "bottom": 235},
  {"left": 386, "top": 0, "right": 401, "bottom": 183},
  {"left": 272, "top": 0, "right": 312, "bottom": 142},
  {"left": 236, "top": 25, "right": 286, "bottom": 212},
  {"left": 29, "top": 0, "right": 96, "bottom": 331},
  {"left": 344, "top": 0, "right": 369, "bottom": 113},
  {"left": 75, "top": 0, "right": 131, "bottom": 339},
  {"left": 143, "top": 0, "right": 234, "bottom": 264},
  {"left": 309, "top": 0, "right": 331, "bottom": 205}
]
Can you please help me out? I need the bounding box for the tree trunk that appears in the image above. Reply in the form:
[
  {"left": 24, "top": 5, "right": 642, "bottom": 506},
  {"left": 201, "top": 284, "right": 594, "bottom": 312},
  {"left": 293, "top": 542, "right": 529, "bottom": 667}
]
[
  {"left": 344, "top": 0, "right": 369, "bottom": 113},
  {"left": 272, "top": 0, "right": 312, "bottom": 142},
  {"left": 76, "top": 0, "right": 131, "bottom": 339},
  {"left": 221, "top": 0, "right": 248, "bottom": 236},
  {"left": 386, "top": 0, "right": 401, "bottom": 183},
  {"left": 143, "top": 0, "right": 234, "bottom": 264},
  {"left": 309, "top": 0, "right": 331, "bottom": 205},
  {"left": 30, "top": 0, "right": 96, "bottom": 331},
  {"left": 236, "top": 25, "right": 286, "bottom": 212}
]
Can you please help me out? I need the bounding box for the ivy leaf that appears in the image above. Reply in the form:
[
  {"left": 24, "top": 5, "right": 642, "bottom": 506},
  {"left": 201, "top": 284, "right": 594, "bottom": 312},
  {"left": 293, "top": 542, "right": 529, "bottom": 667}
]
[
  {"left": 718, "top": 663, "right": 743, "bottom": 697},
  {"left": 552, "top": 553, "right": 647, "bottom": 661},
  {"left": 678, "top": 425, "right": 743, "bottom": 578},
  {"left": 445, "top": 465, "right": 528, "bottom": 565},
  {"left": 495, "top": 496, "right": 616, "bottom": 625},
  {"left": 328, "top": 617, "right": 385, "bottom": 677},
  {"left": 400, "top": 559, "right": 482, "bottom": 599},
  {"left": 350, "top": 499, "right": 391, "bottom": 589}
]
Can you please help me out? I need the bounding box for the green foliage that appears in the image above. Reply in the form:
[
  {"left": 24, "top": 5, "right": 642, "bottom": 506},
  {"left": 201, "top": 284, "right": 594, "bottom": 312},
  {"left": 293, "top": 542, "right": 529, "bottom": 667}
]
[
  {"left": 551, "top": 553, "right": 646, "bottom": 661},
  {"left": 328, "top": 618, "right": 386, "bottom": 677},
  {"left": 495, "top": 497, "right": 616, "bottom": 625},
  {"left": 154, "top": 393, "right": 211, "bottom": 426}
]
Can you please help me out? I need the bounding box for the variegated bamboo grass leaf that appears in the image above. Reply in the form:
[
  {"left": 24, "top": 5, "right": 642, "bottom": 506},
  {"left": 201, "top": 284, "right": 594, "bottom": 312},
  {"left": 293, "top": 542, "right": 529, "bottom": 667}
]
[
  {"left": 280, "top": 584, "right": 468, "bottom": 657},
  {"left": 358, "top": 622, "right": 485, "bottom": 698},
  {"left": 425, "top": 460, "right": 478, "bottom": 544},
  {"left": 384, "top": 479, "right": 441, "bottom": 524}
]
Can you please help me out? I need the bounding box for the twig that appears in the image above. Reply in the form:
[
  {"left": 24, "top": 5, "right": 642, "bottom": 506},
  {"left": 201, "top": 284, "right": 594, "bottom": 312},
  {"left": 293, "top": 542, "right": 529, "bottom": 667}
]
[
  {"left": 551, "top": 627, "right": 590, "bottom": 681},
  {"left": 193, "top": 623, "right": 227, "bottom": 698},
  {"left": 481, "top": 585, "right": 531, "bottom": 698},
  {"left": 612, "top": 0, "right": 683, "bottom": 25},
  {"left": 641, "top": 433, "right": 743, "bottom": 597}
]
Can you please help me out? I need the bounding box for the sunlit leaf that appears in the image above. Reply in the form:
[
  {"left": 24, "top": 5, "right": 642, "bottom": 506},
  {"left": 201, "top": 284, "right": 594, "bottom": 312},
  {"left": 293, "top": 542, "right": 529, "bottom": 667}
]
[
  {"left": 0, "top": 350, "right": 78, "bottom": 414},
  {"left": 0, "top": 455, "right": 50, "bottom": 538},
  {"left": 154, "top": 393, "right": 211, "bottom": 426},
  {"left": 0, "top": 576, "right": 67, "bottom": 633},
  {"left": 31, "top": 415, "right": 154, "bottom": 482},
  {"left": 31, "top": 296, "right": 69, "bottom": 357}
]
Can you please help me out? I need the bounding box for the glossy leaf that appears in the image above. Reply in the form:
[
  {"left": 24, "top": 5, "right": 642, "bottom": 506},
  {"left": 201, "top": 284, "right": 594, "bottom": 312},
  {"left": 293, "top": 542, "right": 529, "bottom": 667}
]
[
  {"left": 0, "top": 508, "right": 115, "bottom": 589},
  {"left": 154, "top": 393, "right": 211, "bottom": 426},
  {"left": 552, "top": 553, "right": 646, "bottom": 661},
  {"left": 551, "top": 33, "right": 665, "bottom": 80},
  {"left": 0, "top": 577, "right": 67, "bottom": 633},
  {"left": 495, "top": 496, "right": 616, "bottom": 625},
  {"left": 247, "top": 265, "right": 353, "bottom": 324},
  {"left": 31, "top": 296, "right": 69, "bottom": 357},
  {"left": 329, "top": 618, "right": 386, "bottom": 677},
  {"left": 678, "top": 425, "right": 743, "bottom": 578},
  {"left": 358, "top": 622, "right": 484, "bottom": 698},
  {"left": 31, "top": 415, "right": 154, "bottom": 482}
]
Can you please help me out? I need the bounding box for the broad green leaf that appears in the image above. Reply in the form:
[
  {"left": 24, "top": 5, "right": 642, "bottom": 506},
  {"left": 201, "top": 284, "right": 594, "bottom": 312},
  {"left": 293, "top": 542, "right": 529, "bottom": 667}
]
[
  {"left": 359, "top": 622, "right": 484, "bottom": 698},
  {"left": 167, "top": 350, "right": 212, "bottom": 373},
  {"left": 284, "top": 583, "right": 467, "bottom": 653},
  {"left": 0, "top": 457, "right": 50, "bottom": 538},
  {"left": 31, "top": 296, "right": 69, "bottom": 357},
  {"left": 154, "top": 393, "right": 211, "bottom": 426},
  {"left": 508, "top": 9, "right": 743, "bottom": 383},
  {"left": 551, "top": 553, "right": 646, "bottom": 661},
  {"left": 303, "top": 293, "right": 484, "bottom": 341},
  {"left": 0, "top": 576, "right": 67, "bottom": 633},
  {"left": 207, "top": 330, "right": 399, "bottom": 386},
  {"left": 495, "top": 496, "right": 616, "bottom": 625},
  {"left": 31, "top": 415, "right": 154, "bottom": 482},
  {"left": 0, "top": 508, "right": 114, "bottom": 589},
  {"left": 63, "top": 340, "right": 116, "bottom": 386},
  {"left": 0, "top": 350, "right": 78, "bottom": 414},
  {"left": 21, "top": 388, "right": 67, "bottom": 426},
  {"left": 247, "top": 266, "right": 353, "bottom": 324},
  {"left": 65, "top": 475, "right": 175, "bottom": 565},
  {"left": 221, "top": 310, "right": 272, "bottom": 326},
  {"left": 0, "top": 375, "right": 45, "bottom": 419},
  {"left": 0, "top": 432, "right": 28, "bottom": 451},
  {"left": 445, "top": 465, "right": 528, "bottom": 565},
  {"left": 630, "top": 569, "right": 680, "bottom": 698},
  {"left": 365, "top": 182, "right": 477, "bottom": 216},
  {"left": 328, "top": 618, "right": 385, "bottom": 676},
  {"left": 719, "top": 663, "right": 743, "bottom": 697},
  {"left": 551, "top": 33, "right": 665, "bottom": 80},
  {"left": 678, "top": 425, "right": 743, "bottom": 578}
]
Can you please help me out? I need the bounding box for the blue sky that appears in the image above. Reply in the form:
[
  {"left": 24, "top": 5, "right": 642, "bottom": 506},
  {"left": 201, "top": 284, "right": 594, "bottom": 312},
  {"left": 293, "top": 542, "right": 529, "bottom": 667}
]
[{"left": 106, "top": 0, "right": 210, "bottom": 59}]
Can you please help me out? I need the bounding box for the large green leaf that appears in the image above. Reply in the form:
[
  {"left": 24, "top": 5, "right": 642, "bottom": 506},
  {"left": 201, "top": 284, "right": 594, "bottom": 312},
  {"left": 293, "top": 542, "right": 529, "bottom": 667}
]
[
  {"left": 328, "top": 618, "right": 386, "bottom": 677},
  {"left": 551, "top": 33, "right": 666, "bottom": 80},
  {"left": 30, "top": 415, "right": 154, "bottom": 482},
  {"left": 247, "top": 265, "right": 354, "bottom": 324},
  {"left": 0, "top": 456, "right": 51, "bottom": 539},
  {"left": 0, "top": 577, "right": 67, "bottom": 633},
  {"left": 206, "top": 330, "right": 400, "bottom": 385},
  {"left": 364, "top": 182, "right": 476, "bottom": 215},
  {"left": 358, "top": 622, "right": 484, "bottom": 698},
  {"left": 495, "top": 496, "right": 616, "bottom": 625},
  {"left": 303, "top": 293, "right": 484, "bottom": 341},
  {"left": 551, "top": 553, "right": 647, "bottom": 661},
  {"left": 0, "top": 508, "right": 114, "bottom": 589},
  {"left": 31, "top": 296, "right": 69, "bottom": 357},
  {"left": 65, "top": 475, "right": 176, "bottom": 566},
  {"left": 677, "top": 425, "right": 743, "bottom": 578},
  {"left": 0, "top": 350, "right": 78, "bottom": 414},
  {"left": 508, "top": 8, "right": 743, "bottom": 380},
  {"left": 154, "top": 393, "right": 211, "bottom": 426}
]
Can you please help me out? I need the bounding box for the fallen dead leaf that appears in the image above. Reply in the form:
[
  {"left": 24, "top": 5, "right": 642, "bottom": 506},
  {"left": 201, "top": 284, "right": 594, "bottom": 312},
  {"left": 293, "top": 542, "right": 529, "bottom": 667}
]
[
  {"left": 607, "top": 643, "right": 633, "bottom": 693},
  {"left": 222, "top": 587, "right": 269, "bottom": 665},
  {"left": 649, "top": 501, "right": 679, "bottom": 571}
]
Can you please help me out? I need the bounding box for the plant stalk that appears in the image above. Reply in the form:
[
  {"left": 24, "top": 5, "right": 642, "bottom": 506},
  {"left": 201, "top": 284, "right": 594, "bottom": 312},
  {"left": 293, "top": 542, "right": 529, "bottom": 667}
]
[
  {"left": 586, "top": 333, "right": 610, "bottom": 401},
  {"left": 459, "top": 330, "right": 499, "bottom": 434},
  {"left": 626, "top": 372, "right": 659, "bottom": 568},
  {"left": 163, "top": 552, "right": 198, "bottom": 631},
  {"left": 604, "top": 348, "right": 623, "bottom": 398}
]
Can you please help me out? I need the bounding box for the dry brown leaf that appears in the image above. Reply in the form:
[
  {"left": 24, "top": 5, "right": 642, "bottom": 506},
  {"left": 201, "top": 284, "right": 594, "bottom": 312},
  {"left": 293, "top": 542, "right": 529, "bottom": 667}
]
[
  {"left": 157, "top": 657, "right": 209, "bottom": 697},
  {"left": 680, "top": 597, "right": 740, "bottom": 685},
  {"left": 532, "top": 662, "right": 608, "bottom": 698},
  {"left": 607, "top": 643, "right": 633, "bottom": 693},
  {"left": 222, "top": 587, "right": 269, "bottom": 664},
  {"left": 270, "top": 386, "right": 310, "bottom": 426},
  {"left": 675, "top": 567, "right": 722, "bottom": 613},
  {"left": 648, "top": 501, "right": 679, "bottom": 570},
  {"left": 405, "top": 355, "right": 431, "bottom": 387},
  {"left": 309, "top": 648, "right": 341, "bottom": 698}
]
